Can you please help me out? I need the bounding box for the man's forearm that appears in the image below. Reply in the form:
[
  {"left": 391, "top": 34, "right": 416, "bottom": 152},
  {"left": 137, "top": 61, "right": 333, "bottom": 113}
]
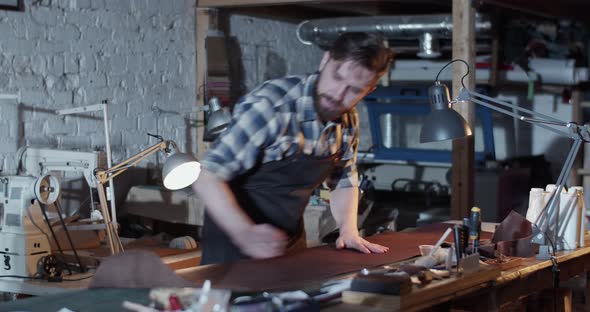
[
  {"left": 192, "top": 169, "right": 254, "bottom": 239},
  {"left": 329, "top": 187, "right": 359, "bottom": 235}
]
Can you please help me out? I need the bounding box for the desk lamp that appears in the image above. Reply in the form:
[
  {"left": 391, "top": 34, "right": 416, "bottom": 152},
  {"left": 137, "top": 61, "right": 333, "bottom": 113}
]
[
  {"left": 419, "top": 59, "right": 589, "bottom": 256},
  {"left": 94, "top": 136, "right": 201, "bottom": 255},
  {"left": 191, "top": 97, "right": 232, "bottom": 142},
  {"left": 205, "top": 97, "right": 232, "bottom": 136}
]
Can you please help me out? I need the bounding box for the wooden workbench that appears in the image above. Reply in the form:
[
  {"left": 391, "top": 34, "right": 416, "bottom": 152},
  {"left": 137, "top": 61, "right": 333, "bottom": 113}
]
[{"left": 2, "top": 226, "right": 590, "bottom": 311}]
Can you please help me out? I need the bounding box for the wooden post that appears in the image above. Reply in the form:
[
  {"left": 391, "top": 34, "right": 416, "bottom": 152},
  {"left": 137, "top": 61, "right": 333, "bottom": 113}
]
[
  {"left": 196, "top": 8, "right": 217, "bottom": 160},
  {"left": 570, "top": 88, "right": 583, "bottom": 187},
  {"left": 451, "top": 0, "right": 476, "bottom": 220}
]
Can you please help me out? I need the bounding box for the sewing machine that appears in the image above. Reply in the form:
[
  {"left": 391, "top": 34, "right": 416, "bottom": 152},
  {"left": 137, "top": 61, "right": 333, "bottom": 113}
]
[
  {"left": 0, "top": 148, "right": 101, "bottom": 277},
  {"left": 19, "top": 147, "right": 101, "bottom": 189},
  {"left": 0, "top": 175, "right": 60, "bottom": 277}
]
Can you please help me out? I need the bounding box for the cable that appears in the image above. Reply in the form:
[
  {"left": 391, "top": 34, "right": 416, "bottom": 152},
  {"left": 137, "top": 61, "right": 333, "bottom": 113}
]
[
  {"left": 62, "top": 274, "right": 94, "bottom": 282},
  {"left": 55, "top": 199, "right": 86, "bottom": 273},
  {"left": 532, "top": 223, "right": 557, "bottom": 258},
  {"left": 0, "top": 275, "right": 43, "bottom": 280},
  {"left": 38, "top": 202, "right": 73, "bottom": 275},
  {"left": 0, "top": 274, "right": 94, "bottom": 282},
  {"left": 15, "top": 146, "right": 27, "bottom": 175},
  {"left": 434, "top": 59, "right": 470, "bottom": 89}
]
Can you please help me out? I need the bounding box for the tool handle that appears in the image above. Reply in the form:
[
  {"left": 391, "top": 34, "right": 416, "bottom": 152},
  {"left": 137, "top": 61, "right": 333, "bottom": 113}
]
[
  {"left": 429, "top": 227, "right": 453, "bottom": 257},
  {"left": 453, "top": 225, "right": 463, "bottom": 260},
  {"left": 469, "top": 207, "right": 482, "bottom": 253}
]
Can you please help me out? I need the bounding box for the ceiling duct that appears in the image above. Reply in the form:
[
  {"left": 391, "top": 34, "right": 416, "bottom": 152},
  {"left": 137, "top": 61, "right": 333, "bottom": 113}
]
[{"left": 296, "top": 14, "right": 492, "bottom": 58}]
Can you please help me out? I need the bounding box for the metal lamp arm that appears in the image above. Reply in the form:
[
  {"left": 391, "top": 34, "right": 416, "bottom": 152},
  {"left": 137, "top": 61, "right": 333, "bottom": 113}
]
[
  {"left": 457, "top": 86, "right": 588, "bottom": 251},
  {"left": 533, "top": 139, "right": 582, "bottom": 227},
  {"left": 459, "top": 88, "right": 572, "bottom": 138},
  {"left": 95, "top": 140, "right": 172, "bottom": 184}
]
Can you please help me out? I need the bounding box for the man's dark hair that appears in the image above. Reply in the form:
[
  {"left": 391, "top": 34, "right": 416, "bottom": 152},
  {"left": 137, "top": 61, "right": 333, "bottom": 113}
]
[{"left": 329, "top": 32, "right": 394, "bottom": 75}]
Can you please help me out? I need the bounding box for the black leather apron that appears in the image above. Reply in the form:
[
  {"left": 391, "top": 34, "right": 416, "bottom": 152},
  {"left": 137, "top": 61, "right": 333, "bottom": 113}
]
[{"left": 201, "top": 123, "right": 343, "bottom": 265}]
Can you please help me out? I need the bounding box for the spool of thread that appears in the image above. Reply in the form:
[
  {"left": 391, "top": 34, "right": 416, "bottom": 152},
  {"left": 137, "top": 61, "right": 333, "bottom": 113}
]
[
  {"left": 570, "top": 186, "right": 586, "bottom": 247},
  {"left": 535, "top": 184, "right": 565, "bottom": 234},
  {"left": 526, "top": 188, "right": 545, "bottom": 224}
]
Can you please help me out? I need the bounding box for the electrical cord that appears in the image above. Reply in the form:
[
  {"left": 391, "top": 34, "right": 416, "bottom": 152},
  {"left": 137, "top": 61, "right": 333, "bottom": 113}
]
[
  {"left": 62, "top": 275, "right": 95, "bottom": 282},
  {"left": 434, "top": 59, "right": 470, "bottom": 89},
  {"left": 0, "top": 275, "right": 43, "bottom": 280},
  {"left": 0, "top": 274, "right": 94, "bottom": 282},
  {"left": 532, "top": 223, "right": 557, "bottom": 258},
  {"left": 531, "top": 223, "right": 559, "bottom": 312}
]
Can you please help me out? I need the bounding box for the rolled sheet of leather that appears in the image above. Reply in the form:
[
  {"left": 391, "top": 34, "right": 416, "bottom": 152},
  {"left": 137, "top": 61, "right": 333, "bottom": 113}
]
[{"left": 350, "top": 271, "right": 412, "bottom": 295}]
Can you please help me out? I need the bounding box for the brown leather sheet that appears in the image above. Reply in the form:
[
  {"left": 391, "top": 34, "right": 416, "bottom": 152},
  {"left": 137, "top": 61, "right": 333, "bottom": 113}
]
[
  {"left": 483, "top": 211, "right": 534, "bottom": 258},
  {"left": 181, "top": 223, "right": 493, "bottom": 291}
]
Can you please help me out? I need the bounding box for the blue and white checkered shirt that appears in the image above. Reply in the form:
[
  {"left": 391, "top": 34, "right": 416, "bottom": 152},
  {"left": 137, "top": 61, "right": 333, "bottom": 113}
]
[{"left": 201, "top": 73, "right": 359, "bottom": 190}]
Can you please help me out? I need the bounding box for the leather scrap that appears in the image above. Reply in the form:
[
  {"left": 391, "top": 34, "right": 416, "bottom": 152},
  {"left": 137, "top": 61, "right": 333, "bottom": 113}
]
[
  {"left": 89, "top": 250, "right": 193, "bottom": 289},
  {"left": 487, "top": 210, "right": 534, "bottom": 258}
]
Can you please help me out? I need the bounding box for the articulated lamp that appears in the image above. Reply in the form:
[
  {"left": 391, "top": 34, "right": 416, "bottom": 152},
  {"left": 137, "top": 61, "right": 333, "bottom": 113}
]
[
  {"left": 192, "top": 97, "right": 232, "bottom": 141},
  {"left": 205, "top": 97, "right": 232, "bottom": 136},
  {"left": 94, "top": 137, "right": 201, "bottom": 255},
  {"left": 420, "top": 59, "right": 589, "bottom": 256}
]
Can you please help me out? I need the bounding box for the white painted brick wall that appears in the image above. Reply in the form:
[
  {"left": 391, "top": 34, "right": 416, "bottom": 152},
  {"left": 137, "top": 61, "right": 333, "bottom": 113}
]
[
  {"left": 0, "top": 0, "right": 197, "bottom": 175},
  {"left": 229, "top": 15, "right": 323, "bottom": 91}
]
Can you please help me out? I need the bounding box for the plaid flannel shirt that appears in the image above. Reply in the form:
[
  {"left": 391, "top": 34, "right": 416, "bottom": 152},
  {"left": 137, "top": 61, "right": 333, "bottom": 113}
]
[{"left": 201, "top": 73, "right": 359, "bottom": 190}]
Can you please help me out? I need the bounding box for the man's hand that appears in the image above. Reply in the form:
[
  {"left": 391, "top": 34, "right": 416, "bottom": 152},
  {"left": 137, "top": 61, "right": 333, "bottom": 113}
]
[
  {"left": 232, "top": 224, "right": 288, "bottom": 259},
  {"left": 335, "top": 230, "right": 389, "bottom": 254}
]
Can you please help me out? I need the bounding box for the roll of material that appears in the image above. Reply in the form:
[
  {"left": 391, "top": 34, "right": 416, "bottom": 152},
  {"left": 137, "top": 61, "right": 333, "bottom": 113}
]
[
  {"left": 560, "top": 186, "right": 585, "bottom": 249},
  {"left": 526, "top": 188, "right": 545, "bottom": 225},
  {"left": 572, "top": 187, "right": 586, "bottom": 248},
  {"left": 527, "top": 185, "right": 586, "bottom": 250}
]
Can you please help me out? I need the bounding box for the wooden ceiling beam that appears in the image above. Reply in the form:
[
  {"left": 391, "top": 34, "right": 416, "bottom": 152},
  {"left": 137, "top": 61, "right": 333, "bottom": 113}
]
[
  {"left": 198, "top": 0, "right": 362, "bottom": 8},
  {"left": 224, "top": 5, "right": 348, "bottom": 23}
]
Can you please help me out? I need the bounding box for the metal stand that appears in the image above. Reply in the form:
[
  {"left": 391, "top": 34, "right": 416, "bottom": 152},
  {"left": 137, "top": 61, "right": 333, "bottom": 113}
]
[{"left": 93, "top": 139, "right": 178, "bottom": 255}]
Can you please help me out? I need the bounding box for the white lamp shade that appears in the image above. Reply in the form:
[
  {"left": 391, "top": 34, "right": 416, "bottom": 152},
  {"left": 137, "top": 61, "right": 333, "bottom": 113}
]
[{"left": 162, "top": 153, "right": 201, "bottom": 190}]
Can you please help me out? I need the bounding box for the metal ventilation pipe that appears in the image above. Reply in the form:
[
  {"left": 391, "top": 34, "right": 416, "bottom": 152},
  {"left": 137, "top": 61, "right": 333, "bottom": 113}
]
[
  {"left": 296, "top": 14, "right": 492, "bottom": 58},
  {"left": 417, "top": 32, "right": 441, "bottom": 59}
]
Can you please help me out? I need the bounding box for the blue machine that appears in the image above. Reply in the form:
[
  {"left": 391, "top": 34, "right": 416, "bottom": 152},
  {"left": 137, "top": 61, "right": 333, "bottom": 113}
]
[{"left": 364, "top": 85, "right": 495, "bottom": 163}]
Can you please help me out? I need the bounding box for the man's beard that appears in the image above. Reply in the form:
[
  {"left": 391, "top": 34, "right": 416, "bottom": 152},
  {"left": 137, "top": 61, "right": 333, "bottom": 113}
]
[{"left": 316, "top": 94, "right": 344, "bottom": 122}]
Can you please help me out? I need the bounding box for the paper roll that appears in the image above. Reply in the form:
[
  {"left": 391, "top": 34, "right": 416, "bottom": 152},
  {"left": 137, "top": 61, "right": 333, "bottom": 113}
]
[
  {"left": 543, "top": 185, "right": 566, "bottom": 235},
  {"left": 570, "top": 186, "right": 585, "bottom": 248},
  {"left": 526, "top": 188, "right": 545, "bottom": 225},
  {"left": 558, "top": 188, "right": 578, "bottom": 250}
]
